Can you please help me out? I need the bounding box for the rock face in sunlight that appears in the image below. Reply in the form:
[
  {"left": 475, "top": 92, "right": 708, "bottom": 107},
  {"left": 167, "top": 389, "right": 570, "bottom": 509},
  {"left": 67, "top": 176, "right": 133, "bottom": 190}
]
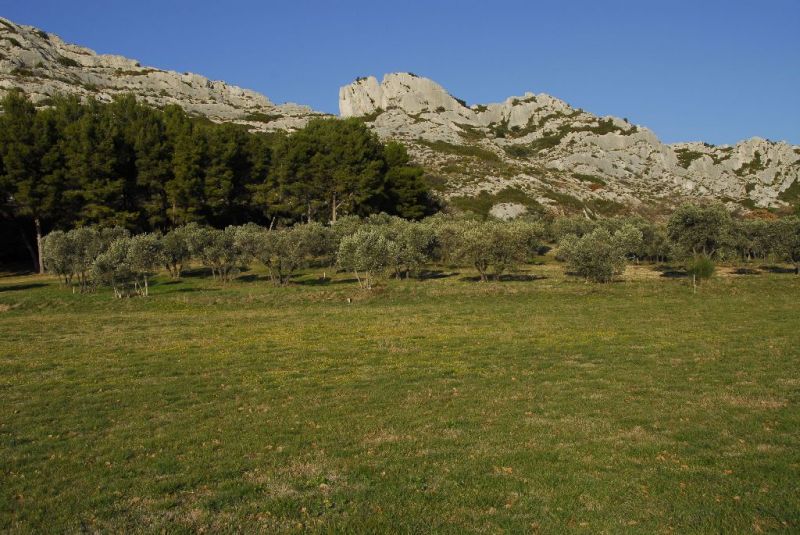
[
  {"left": 340, "top": 73, "right": 800, "bottom": 213},
  {"left": 0, "top": 17, "right": 327, "bottom": 131}
]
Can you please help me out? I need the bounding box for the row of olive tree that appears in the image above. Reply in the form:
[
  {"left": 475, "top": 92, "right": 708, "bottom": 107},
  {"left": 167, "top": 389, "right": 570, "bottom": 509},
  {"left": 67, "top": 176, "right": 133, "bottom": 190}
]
[
  {"left": 41, "top": 214, "right": 547, "bottom": 295},
  {"left": 42, "top": 206, "right": 800, "bottom": 294},
  {"left": 553, "top": 204, "right": 800, "bottom": 282}
]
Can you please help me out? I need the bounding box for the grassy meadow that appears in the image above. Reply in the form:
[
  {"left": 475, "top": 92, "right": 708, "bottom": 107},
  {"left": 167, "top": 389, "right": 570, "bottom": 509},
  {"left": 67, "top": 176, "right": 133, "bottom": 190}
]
[{"left": 1, "top": 261, "right": 798, "bottom": 532}]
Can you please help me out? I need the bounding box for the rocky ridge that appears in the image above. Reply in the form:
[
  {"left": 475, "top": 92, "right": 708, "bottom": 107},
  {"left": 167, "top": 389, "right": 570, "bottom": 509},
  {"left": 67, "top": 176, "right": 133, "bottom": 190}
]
[
  {"left": 0, "top": 17, "right": 326, "bottom": 131},
  {"left": 341, "top": 73, "right": 800, "bottom": 214},
  {"left": 1, "top": 15, "right": 797, "bottom": 215}
]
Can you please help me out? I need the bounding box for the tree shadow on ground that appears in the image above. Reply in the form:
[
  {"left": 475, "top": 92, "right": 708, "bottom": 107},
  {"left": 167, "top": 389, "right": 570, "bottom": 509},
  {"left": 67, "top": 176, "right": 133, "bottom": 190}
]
[
  {"left": 181, "top": 267, "right": 213, "bottom": 278},
  {"left": 0, "top": 268, "right": 35, "bottom": 278},
  {"left": 0, "top": 283, "right": 47, "bottom": 293},
  {"left": 172, "top": 287, "right": 220, "bottom": 293},
  {"left": 236, "top": 274, "right": 271, "bottom": 283},
  {"left": 732, "top": 267, "right": 760, "bottom": 275},
  {"left": 459, "top": 274, "right": 547, "bottom": 283},
  {"left": 417, "top": 270, "right": 459, "bottom": 280},
  {"left": 652, "top": 265, "right": 688, "bottom": 279},
  {"left": 294, "top": 277, "right": 359, "bottom": 286},
  {"left": 760, "top": 265, "right": 797, "bottom": 274}
]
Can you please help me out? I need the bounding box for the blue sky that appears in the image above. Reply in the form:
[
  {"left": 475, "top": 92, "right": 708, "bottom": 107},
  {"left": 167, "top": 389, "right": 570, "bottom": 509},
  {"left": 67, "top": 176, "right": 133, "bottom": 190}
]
[{"left": 2, "top": 0, "right": 798, "bottom": 145}]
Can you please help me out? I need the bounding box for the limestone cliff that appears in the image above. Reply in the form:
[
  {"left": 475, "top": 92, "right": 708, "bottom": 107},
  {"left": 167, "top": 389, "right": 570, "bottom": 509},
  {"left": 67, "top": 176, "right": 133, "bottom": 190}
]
[
  {"left": 0, "top": 17, "right": 327, "bottom": 131},
  {"left": 341, "top": 74, "right": 800, "bottom": 213}
]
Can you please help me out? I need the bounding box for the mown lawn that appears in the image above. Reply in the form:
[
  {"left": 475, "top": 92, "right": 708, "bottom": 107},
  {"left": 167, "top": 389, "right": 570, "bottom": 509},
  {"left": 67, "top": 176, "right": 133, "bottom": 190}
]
[{"left": 0, "top": 264, "right": 798, "bottom": 533}]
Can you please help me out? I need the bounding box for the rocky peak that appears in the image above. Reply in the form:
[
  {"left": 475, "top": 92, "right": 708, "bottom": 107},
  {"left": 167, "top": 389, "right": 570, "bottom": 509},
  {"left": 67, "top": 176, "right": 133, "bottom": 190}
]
[
  {"left": 340, "top": 73, "right": 473, "bottom": 120},
  {"left": 0, "top": 17, "right": 327, "bottom": 131},
  {"left": 339, "top": 73, "right": 800, "bottom": 213}
]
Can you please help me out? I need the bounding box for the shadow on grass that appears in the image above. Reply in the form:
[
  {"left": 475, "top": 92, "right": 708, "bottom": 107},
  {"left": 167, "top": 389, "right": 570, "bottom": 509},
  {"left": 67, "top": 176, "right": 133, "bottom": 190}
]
[
  {"left": 733, "top": 267, "right": 760, "bottom": 275},
  {"left": 760, "top": 265, "right": 798, "bottom": 274},
  {"left": 236, "top": 274, "right": 272, "bottom": 283},
  {"left": 0, "top": 268, "right": 35, "bottom": 278},
  {"left": 652, "top": 265, "right": 688, "bottom": 279},
  {"left": 294, "top": 277, "right": 359, "bottom": 286},
  {"left": 459, "top": 274, "right": 547, "bottom": 283},
  {"left": 417, "top": 270, "right": 459, "bottom": 280},
  {"left": 181, "top": 267, "right": 214, "bottom": 278},
  {"left": 172, "top": 287, "right": 220, "bottom": 293},
  {"left": 0, "top": 282, "right": 47, "bottom": 293}
]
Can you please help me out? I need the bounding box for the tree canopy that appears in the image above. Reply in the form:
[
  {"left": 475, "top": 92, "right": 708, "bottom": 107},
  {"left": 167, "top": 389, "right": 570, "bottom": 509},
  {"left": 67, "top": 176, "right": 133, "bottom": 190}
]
[{"left": 0, "top": 91, "right": 437, "bottom": 269}]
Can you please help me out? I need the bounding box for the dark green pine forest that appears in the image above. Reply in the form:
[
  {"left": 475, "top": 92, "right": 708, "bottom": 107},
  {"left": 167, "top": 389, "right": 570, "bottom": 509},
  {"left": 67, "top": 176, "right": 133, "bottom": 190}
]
[{"left": 0, "top": 90, "right": 437, "bottom": 270}]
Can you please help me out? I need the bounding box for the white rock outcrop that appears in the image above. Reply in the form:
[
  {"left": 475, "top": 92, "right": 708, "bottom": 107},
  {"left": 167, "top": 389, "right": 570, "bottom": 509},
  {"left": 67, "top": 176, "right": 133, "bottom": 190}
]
[
  {"left": 0, "top": 17, "right": 327, "bottom": 131},
  {"left": 340, "top": 73, "right": 800, "bottom": 210}
]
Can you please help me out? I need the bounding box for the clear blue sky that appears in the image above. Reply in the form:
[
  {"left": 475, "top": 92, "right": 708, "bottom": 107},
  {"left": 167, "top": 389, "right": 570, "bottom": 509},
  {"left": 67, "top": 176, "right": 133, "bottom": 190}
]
[{"left": 2, "top": 0, "right": 798, "bottom": 145}]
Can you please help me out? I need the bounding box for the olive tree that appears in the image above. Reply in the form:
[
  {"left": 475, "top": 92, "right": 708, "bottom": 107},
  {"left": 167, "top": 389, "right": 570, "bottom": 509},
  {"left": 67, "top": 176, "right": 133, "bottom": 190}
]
[
  {"left": 550, "top": 215, "right": 596, "bottom": 242},
  {"left": 731, "top": 219, "right": 773, "bottom": 262},
  {"left": 126, "top": 233, "right": 165, "bottom": 296},
  {"left": 92, "top": 238, "right": 137, "bottom": 298},
  {"left": 561, "top": 228, "right": 627, "bottom": 282},
  {"left": 614, "top": 223, "right": 645, "bottom": 262},
  {"left": 337, "top": 227, "right": 391, "bottom": 289},
  {"left": 667, "top": 203, "right": 732, "bottom": 259},
  {"left": 185, "top": 226, "right": 242, "bottom": 282},
  {"left": 161, "top": 225, "right": 193, "bottom": 278},
  {"left": 255, "top": 224, "right": 326, "bottom": 285},
  {"left": 67, "top": 227, "right": 103, "bottom": 292},
  {"left": 41, "top": 230, "right": 74, "bottom": 284},
  {"left": 424, "top": 212, "right": 479, "bottom": 264},
  {"left": 387, "top": 220, "right": 435, "bottom": 278},
  {"left": 769, "top": 217, "right": 800, "bottom": 274},
  {"left": 451, "top": 220, "right": 539, "bottom": 281}
]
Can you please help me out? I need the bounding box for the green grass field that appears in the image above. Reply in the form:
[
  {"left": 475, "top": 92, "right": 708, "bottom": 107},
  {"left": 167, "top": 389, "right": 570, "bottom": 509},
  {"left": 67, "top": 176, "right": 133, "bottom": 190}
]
[{"left": 1, "top": 263, "right": 798, "bottom": 532}]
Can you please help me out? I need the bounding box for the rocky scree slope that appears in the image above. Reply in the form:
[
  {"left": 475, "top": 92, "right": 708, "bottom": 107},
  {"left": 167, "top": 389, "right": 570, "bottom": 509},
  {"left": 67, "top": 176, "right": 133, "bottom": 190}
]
[
  {"left": 341, "top": 73, "right": 800, "bottom": 215},
  {"left": 0, "top": 17, "right": 326, "bottom": 131}
]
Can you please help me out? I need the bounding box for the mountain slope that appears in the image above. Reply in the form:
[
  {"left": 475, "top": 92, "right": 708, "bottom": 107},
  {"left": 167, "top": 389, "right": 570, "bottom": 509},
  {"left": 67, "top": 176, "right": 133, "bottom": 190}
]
[
  {"left": 1, "top": 15, "right": 797, "bottom": 216},
  {"left": 340, "top": 73, "right": 800, "bottom": 214},
  {"left": 0, "top": 17, "right": 328, "bottom": 131}
]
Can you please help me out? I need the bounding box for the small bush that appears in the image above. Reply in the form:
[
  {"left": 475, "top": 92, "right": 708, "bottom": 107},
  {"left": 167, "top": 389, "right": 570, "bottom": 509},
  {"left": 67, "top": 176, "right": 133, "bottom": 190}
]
[
  {"left": 686, "top": 256, "right": 715, "bottom": 280},
  {"left": 56, "top": 55, "right": 80, "bottom": 68}
]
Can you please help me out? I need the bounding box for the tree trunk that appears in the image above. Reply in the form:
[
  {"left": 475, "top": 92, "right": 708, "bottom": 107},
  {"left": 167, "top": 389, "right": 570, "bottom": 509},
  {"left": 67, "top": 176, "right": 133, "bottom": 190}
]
[
  {"left": 33, "top": 217, "right": 44, "bottom": 275},
  {"left": 476, "top": 263, "right": 487, "bottom": 282},
  {"left": 331, "top": 192, "right": 337, "bottom": 223},
  {"left": 19, "top": 225, "right": 38, "bottom": 273}
]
